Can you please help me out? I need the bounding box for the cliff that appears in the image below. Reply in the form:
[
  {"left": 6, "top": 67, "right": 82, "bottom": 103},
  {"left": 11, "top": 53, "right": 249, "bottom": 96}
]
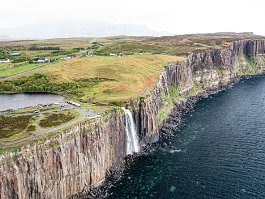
[
  {"left": 233, "top": 40, "right": 265, "bottom": 56},
  {"left": 1, "top": 114, "right": 127, "bottom": 198},
  {"left": 1, "top": 39, "right": 265, "bottom": 199}
]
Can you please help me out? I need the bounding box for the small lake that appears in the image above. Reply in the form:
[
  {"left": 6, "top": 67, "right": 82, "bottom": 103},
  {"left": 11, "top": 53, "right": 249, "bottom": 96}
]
[{"left": 0, "top": 93, "right": 64, "bottom": 111}]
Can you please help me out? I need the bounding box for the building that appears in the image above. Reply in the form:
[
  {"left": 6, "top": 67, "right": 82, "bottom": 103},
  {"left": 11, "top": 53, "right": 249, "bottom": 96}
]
[
  {"left": 0, "top": 58, "right": 10, "bottom": 63},
  {"left": 91, "top": 42, "right": 103, "bottom": 47},
  {"left": 77, "top": 48, "right": 86, "bottom": 53},
  {"left": 88, "top": 53, "right": 96, "bottom": 56},
  {"left": 9, "top": 52, "right": 21, "bottom": 56},
  {"left": 117, "top": 53, "right": 125, "bottom": 57},
  {"left": 66, "top": 100, "right": 81, "bottom": 107},
  {"left": 66, "top": 54, "right": 76, "bottom": 59},
  {"left": 32, "top": 57, "right": 49, "bottom": 63}
]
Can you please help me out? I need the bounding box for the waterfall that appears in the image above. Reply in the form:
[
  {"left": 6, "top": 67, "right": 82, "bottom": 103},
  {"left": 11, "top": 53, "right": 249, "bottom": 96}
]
[{"left": 122, "top": 107, "right": 140, "bottom": 155}]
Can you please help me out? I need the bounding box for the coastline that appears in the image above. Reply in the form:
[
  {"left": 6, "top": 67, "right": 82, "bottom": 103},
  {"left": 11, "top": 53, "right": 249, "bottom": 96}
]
[
  {"left": 82, "top": 74, "right": 263, "bottom": 198},
  {"left": 1, "top": 39, "right": 265, "bottom": 198}
]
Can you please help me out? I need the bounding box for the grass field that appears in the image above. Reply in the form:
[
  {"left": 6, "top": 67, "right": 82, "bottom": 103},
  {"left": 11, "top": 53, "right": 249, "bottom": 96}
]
[
  {"left": 41, "top": 55, "right": 184, "bottom": 100},
  {"left": 0, "top": 54, "right": 184, "bottom": 106},
  {"left": 0, "top": 61, "right": 60, "bottom": 77},
  {"left": 0, "top": 62, "right": 41, "bottom": 77}
]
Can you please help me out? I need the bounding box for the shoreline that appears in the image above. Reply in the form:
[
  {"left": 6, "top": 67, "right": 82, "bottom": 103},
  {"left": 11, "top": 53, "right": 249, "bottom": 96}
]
[{"left": 76, "top": 72, "right": 265, "bottom": 199}]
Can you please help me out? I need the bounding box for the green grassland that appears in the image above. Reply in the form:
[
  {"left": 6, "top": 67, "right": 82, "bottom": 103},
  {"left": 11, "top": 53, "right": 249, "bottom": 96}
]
[
  {"left": 236, "top": 55, "right": 265, "bottom": 75},
  {"left": 0, "top": 61, "right": 59, "bottom": 77}
]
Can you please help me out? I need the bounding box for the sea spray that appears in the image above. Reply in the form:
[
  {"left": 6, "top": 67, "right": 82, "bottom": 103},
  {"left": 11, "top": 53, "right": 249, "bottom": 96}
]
[{"left": 122, "top": 107, "right": 140, "bottom": 155}]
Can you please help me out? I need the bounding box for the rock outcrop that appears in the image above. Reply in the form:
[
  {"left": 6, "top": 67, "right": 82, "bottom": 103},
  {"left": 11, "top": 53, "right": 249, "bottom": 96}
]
[
  {"left": 1, "top": 39, "right": 265, "bottom": 199},
  {"left": 233, "top": 40, "right": 265, "bottom": 56}
]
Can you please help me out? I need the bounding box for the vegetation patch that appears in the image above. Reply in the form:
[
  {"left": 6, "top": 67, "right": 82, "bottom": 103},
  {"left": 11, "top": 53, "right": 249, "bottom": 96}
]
[
  {"left": 0, "top": 115, "right": 36, "bottom": 142},
  {"left": 0, "top": 73, "right": 104, "bottom": 97},
  {"left": 7, "top": 105, "right": 60, "bottom": 115},
  {"left": 99, "top": 41, "right": 166, "bottom": 55},
  {"left": 157, "top": 85, "right": 184, "bottom": 124},
  {"left": 236, "top": 55, "right": 264, "bottom": 75},
  {"left": 0, "top": 62, "right": 49, "bottom": 77},
  {"left": 143, "top": 33, "right": 265, "bottom": 56},
  {"left": 39, "top": 109, "right": 79, "bottom": 128},
  {"left": 188, "top": 81, "right": 204, "bottom": 97},
  {"left": 28, "top": 45, "right": 61, "bottom": 51}
]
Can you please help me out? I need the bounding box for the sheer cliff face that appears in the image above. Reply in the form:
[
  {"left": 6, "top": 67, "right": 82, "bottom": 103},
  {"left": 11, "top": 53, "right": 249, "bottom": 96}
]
[
  {"left": 136, "top": 72, "right": 169, "bottom": 144},
  {"left": 1, "top": 39, "right": 265, "bottom": 199},
  {"left": 233, "top": 40, "right": 265, "bottom": 56},
  {"left": 187, "top": 47, "right": 237, "bottom": 90},
  {"left": 179, "top": 40, "right": 265, "bottom": 91},
  {"left": 1, "top": 114, "right": 126, "bottom": 198},
  {"left": 164, "top": 47, "right": 236, "bottom": 92},
  {"left": 136, "top": 39, "right": 265, "bottom": 144},
  {"left": 166, "top": 61, "right": 192, "bottom": 89}
]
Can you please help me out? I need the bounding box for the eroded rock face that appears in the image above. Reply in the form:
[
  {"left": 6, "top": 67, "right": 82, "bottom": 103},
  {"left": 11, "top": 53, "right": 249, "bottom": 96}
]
[
  {"left": 1, "top": 114, "right": 126, "bottom": 199},
  {"left": 1, "top": 39, "right": 265, "bottom": 199},
  {"left": 186, "top": 46, "right": 238, "bottom": 89},
  {"left": 188, "top": 47, "right": 235, "bottom": 69},
  {"left": 137, "top": 72, "right": 169, "bottom": 144},
  {"left": 166, "top": 61, "right": 192, "bottom": 90},
  {"left": 233, "top": 40, "right": 265, "bottom": 56}
]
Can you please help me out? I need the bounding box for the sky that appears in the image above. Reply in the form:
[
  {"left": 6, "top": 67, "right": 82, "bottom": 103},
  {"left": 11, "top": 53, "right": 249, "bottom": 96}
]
[{"left": 0, "top": 0, "right": 265, "bottom": 38}]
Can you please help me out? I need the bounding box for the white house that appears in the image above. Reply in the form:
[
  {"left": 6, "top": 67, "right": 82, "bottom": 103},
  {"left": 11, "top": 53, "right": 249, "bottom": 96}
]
[
  {"left": 77, "top": 48, "right": 86, "bottom": 53},
  {"left": 66, "top": 100, "right": 81, "bottom": 107},
  {"left": 0, "top": 58, "right": 10, "bottom": 63},
  {"left": 66, "top": 54, "right": 76, "bottom": 59},
  {"left": 32, "top": 57, "right": 49, "bottom": 63},
  {"left": 9, "top": 52, "right": 21, "bottom": 56}
]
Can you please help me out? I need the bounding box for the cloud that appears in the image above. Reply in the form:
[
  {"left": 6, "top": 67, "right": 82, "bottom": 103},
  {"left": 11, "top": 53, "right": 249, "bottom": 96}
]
[
  {"left": 0, "top": 0, "right": 264, "bottom": 37},
  {"left": 0, "top": 21, "right": 171, "bottom": 39}
]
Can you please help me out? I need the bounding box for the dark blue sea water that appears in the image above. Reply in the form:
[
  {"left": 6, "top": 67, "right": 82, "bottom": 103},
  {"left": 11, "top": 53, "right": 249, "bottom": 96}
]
[{"left": 107, "top": 77, "right": 265, "bottom": 199}]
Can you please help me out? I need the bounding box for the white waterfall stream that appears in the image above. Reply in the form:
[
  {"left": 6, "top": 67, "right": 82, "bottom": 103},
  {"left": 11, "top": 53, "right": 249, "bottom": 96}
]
[{"left": 122, "top": 107, "right": 140, "bottom": 155}]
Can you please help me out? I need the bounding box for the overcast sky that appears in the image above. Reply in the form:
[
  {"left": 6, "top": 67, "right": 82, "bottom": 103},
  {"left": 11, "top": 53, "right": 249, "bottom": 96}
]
[{"left": 1, "top": 0, "right": 265, "bottom": 37}]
